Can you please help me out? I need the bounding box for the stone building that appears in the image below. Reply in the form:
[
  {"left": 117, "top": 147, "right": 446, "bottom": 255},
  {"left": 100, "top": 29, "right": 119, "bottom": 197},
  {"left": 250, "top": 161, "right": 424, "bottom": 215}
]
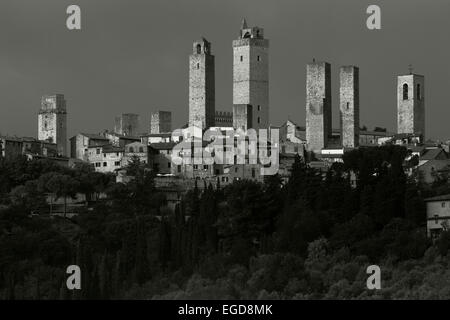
[
  {"left": 424, "top": 194, "right": 450, "bottom": 239},
  {"left": 233, "top": 19, "right": 269, "bottom": 130},
  {"left": 38, "top": 94, "right": 67, "bottom": 156},
  {"left": 0, "top": 136, "right": 23, "bottom": 160},
  {"left": 86, "top": 144, "right": 124, "bottom": 173},
  {"left": 340, "top": 66, "right": 360, "bottom": 148},
  {"left": 122, "top": 142, "right": 150, "bottom": 166},
  {"left": 189, "top": 38, "right": 215, "bottom": 129},
  {"left": 150, "top": 111, "right": 172, "bottom": 134},
  {"left": 70, "top": 133, "right": 109, "bottom": 160},
  {"left": 233, "top": 104, "right": 253, "bottom": 131},
  {"left": 306, "top": 61, "right": 332, "bottom": 152},
  {"left": 397, "top": 73, "right": 425, "bottom": 139},
  {"left": 114, "top": 113, "right": 140, "bottom": 136},
  {"left": 215, "top": 111, "right": 233, "bottom": 128}
]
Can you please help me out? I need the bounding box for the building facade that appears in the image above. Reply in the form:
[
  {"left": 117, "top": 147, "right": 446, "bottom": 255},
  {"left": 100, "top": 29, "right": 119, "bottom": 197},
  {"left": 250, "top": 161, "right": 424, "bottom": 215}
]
[
  {"left": 306, "top": 61, "right": 332, "bottom": 152},
  {"left": 397, "top": 74, "right": 425, "bottom": 139},
  {"left": 150, "top": 111, "right": 172, "bottom": 134},
  {"left": 233, "top": 19, "right": 269, "bottom": 130},
  {"left": 189, "top": 38, "right": 215, "bottom": 129},
  {"left": 38, "top": 94, "right": 67, "bottom": 156},
  {"left": 340, "top": 66, "right": 360, "bottom": 148},
  {"left": 114, "top": 113, "right": 140, "bottom": 137}
]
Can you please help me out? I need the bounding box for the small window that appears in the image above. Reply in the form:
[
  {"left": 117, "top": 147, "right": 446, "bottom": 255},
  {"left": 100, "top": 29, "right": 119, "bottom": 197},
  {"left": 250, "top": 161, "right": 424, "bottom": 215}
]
[
  {"left": 252, "top": 168, "right": 256, "bottom": 178},
  {"left": 442, "top": 202, "right": 446, "bottom": 208},
  {"left": 139, "top": 147, "right": 144, "bottom": 153},
  {"left": 257, "top": 117, "right": 261, "bottom": 124},
  {"left": 346, "top": 102, "right": 350, "bottom": 110},
  {"left": 193, "top": 164, "right": 198, "bottom": 170},
  {"left": 196, "top": 44, "right": 201, "bottom": 54},
  {"left": 257, "top": 55, "right": 261, "bottom": 62},
  {"left": 177, "top": 165, "right": 181, "bottom": 173},
  {"left": 403, "top": 83, "right": 409, "bottom": 100},
  {"left": 96, "top": 149, "right": 100, "bottom": 155},
  {"left": 257, "top": 105, "right": 261, "bottom": 111},
  {"left": 129, "top": 147, "right": 134, "bottom": 153},
  {"left": 168, "top": 162, "right": 171, "bottom": 168},
  {"left": 434, "top": 214, "right": 439, "bottom": 224},
  {"left": 235, "top": 167, "right": 238, "bottom": 173},
  {"left": 103, "top": 162, "right": 107, "bottom": 167},
  {"left": 115, "top": 161, "right": 121, "bottom": 166},
  {"left": 197, "top": 63, "right": 200, "bottom": 69},
  {"left": 103, "top": 153, "right": 106, "bottom": 158},
  {"left": 203, "top": 165, "right": 208, "bottom": 170},
  {"left": 240, "top": 56, "right": 243, "bottom": 62}
]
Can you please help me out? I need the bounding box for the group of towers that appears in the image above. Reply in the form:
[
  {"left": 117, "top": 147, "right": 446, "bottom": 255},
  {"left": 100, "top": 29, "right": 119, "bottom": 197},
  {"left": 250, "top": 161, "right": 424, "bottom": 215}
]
[
  {"left": 189, "top": 19, "right": 269, "bottom": 132},
  {"left": 36, "top": 20, "right": 426, "bottom": 158}
]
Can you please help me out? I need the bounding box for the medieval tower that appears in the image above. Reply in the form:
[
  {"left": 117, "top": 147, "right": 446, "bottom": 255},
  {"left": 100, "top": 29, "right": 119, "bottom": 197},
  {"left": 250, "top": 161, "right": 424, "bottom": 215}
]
[
  {"left": 233, "top": 19, "right": 269, "bottom": 130},
  {"left": 306, "top": 61, "right": 332, "bottom": 151},
  {"left": 340, "top": 66, "right": 360, "bottom": 148},
  {"left": 189, "top": 38, "right": 215, "bottom": 129},
  {"left": 38, "top": 94, "right": 67, "bottom": 156},
  {"left": 397, "top": 73, "right": 425, "bottom": 140}
]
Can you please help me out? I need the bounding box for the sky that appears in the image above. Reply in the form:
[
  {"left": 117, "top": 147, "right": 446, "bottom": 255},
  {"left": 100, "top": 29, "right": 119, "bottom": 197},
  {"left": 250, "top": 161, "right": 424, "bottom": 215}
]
[{"left": 0, "top": 0, "right": 449, "bottom": 140}]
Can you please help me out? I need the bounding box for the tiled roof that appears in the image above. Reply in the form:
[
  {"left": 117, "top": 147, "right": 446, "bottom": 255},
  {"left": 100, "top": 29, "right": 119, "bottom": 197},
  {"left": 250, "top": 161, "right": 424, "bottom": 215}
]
[{"left": 424, "top": 194, "right": 450, "bottom": 202}]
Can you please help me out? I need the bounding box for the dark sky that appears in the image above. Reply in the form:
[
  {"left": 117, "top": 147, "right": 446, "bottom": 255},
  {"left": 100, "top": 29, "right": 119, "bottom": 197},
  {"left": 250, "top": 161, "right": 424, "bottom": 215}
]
[{"left": 0, "top": 0, "right": 449, "bottom": 140}]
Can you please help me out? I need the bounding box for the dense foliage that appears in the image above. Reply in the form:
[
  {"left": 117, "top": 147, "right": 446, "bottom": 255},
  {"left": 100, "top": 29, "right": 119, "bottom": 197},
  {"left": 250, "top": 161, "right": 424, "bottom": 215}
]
[{"left": 1, "top": 146, "right": 450, "bottom": 299}]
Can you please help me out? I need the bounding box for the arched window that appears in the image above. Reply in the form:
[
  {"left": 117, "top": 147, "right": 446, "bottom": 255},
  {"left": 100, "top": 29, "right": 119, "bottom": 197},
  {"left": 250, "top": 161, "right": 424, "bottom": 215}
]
[
  {"left": 139, "top": 147, "right": 144, "bottom": 153},
  {"left": 417, "top": 84, "right": 421, "bottom": 100},
  {"left": 403, "top": 84, "right": 409, "bottom": 100},
  {"left": 196, "top": 44, "right": 201, "bottom": 54},
  {"left": 129, "top": 147, "right": 134, "bottom": 153}
]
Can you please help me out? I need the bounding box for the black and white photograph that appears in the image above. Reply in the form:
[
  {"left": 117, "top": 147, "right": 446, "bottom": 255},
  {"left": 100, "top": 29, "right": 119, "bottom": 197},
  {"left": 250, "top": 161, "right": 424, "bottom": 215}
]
[{"left": 0, "top": 0, "right": 450, "bottom": 312}]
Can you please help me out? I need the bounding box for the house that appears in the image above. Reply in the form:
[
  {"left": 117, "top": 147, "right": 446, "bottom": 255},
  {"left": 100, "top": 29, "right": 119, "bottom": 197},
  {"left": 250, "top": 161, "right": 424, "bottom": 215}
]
[
  {"left": 0, "top": 136, "right": 24, "bottom": 160},
  {"left": 122, "top": 142, "right": 150, "bottom": 166},
  {"left": 86, "top": 144, "right": 124, "bottom": 173},
  {"left": 417, "top": 159, "right": 450, "bottom": 184},
  {"left": 424, "top": 194, "right": 450, "bottom": 239},
  {"left": 70, "top": 133, "right": 110, "bottom": 160}
]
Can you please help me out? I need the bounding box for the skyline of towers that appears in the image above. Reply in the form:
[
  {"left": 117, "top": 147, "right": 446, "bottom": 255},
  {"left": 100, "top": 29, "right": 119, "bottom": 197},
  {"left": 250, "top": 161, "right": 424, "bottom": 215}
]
[
  {"left": 397, "top": 73, "right": 425, "bottom": 140},
  {"left": 188, "top": 37, "right": 215, "bottom": 130},
  {"left": 232, "top": 19, "right": 269, "bottom": 130},
  {"left": 340, "top": 66, "right": 360, "bottom": 148},
  {"left": 306, "top": 61, "right": 332, "bottom": 151},
  {"left": 38, "top": 94, "right": 67, "bottom": 156}
]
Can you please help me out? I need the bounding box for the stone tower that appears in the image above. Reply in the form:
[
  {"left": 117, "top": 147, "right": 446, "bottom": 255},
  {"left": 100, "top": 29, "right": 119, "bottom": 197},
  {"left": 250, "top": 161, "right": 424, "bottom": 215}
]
[
  {"left": 114, "top": 113, "right": 140, "bottom": 136},
  {"left": 306, "top": 61, "right": 332, "bottom": 151},
  {"left": 189, "top": 38, "right": 215, "bottom": 129},
  {"left": 38, "top": 94, "right": 67, "bottom": 156},
  {"left": 340, "top": 66, "right": 359, "bottom": 148},
  {"left": 150, "top": 111, "right": 172, "bottom": 134},
  {"left": 397, "top": 73, "right": 425, "bottom": 139},
  {"left": 233, "top": 19, "right": 269, "bottom": 130}
]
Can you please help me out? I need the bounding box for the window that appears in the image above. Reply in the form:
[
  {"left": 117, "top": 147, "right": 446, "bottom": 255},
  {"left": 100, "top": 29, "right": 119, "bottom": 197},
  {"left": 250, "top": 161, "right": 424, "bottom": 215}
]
[
  {"left": 129, "top": 147, "right": 134, "bottom": 153},
  {"left": 115, "top": 161, "right": 121, "bottom": 166},
  {"left": 177, "top": 165, "right": 181, "bottom": 173},
  {"left": 103, "top": 162, "right": 107, "bottom": 167},
  {"left": 252, "top": 168, "right": 256, "bottom": 178},
  {"left": 95, "top": 162, "right": 101, "bottom": 168},
  {"left": 196, "top": 44, "right": 201, "bottom": 54},
  {"left": 417, "top": 84, "right": 421, "bottom": 100},
  {"left": 240, "top": 56, "right": 243, "bottom": 62},
  {"left": 257, "top": 105, "right": 261, "bottom": 111},
  {"left": 442, "top": 202, "right": 446, "bottom": 208},
  {"left": 197, "top": 63, "right": 199, "bottom": 69},
  {"left": 139, "top": 147, "right": 144, "bottom": 153},
  {"left": 346, "top": 102, "right": 350, "bottom": 110},
  {"left": 194, "top": 165, "right": 198, "bottom": 170},
  {"left": 168, "top": 162, "right": 171, "bottom": 168},
  {"left": 257, "top": 55, "right": 261, "bottom": 61},
  {"left": 434, "top": 214, "right": 439, "bottom": 224},
  {"left": 96, "top": 148, "right": 101, "bottom": 155},
  {"left": 403, "top": 83, "right": 409, "bottom": 100},
  {"left": 103, "top": 153, "right": 106, "bottom": 158},
  {"left": 257, "top": 117, "right": 261, "bottom": 124},
  {"left": 203, "top": 165, "right": 208, "bottom": 170},
  {"left": 235, "top": 167, "right": 238, "bottom": 173}
]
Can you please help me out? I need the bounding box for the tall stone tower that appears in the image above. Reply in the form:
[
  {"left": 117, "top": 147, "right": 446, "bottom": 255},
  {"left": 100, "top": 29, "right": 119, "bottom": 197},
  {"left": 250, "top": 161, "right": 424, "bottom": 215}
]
[
  {"left": 114, "top": 113, "right": 140, "bottom": 136},
  {"left": 38, "top": 94, "right": 67, "bottom": 156},
  {"left": 397, "top": 73, "right": 425, "bottom": 139},
  {"left": 340, "top": 66, "right": 359, "bottom": 148},
  {"left": 306, "top": 61, "right": 332, "bottom": 151},
  {"left": 189, "top": 38, "right": 215, "bottom": 129},
  {"left": 233, "top": 19, "right": 269, "bottom": 130},
  {"left": 150, "top": 111, "right": 172, "bottom": 134}
]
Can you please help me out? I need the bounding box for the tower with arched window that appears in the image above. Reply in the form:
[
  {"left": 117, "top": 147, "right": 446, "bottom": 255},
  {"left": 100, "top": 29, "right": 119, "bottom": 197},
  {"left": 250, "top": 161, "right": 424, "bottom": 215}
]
[
  {"left": 340, "top": 66, "right": 359, "bottom": 148},
  {"left": 397, "top": 73, "right": 425, "bottom": 140},
  {"left": 38, "top": 94, "right": 67, "bottom": 156},
  {"left": 232, "top": 19, "right": 269, "bottom": 130},
  {"left": 189, "top": 38, "right": 215, "bottom": 130}
]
